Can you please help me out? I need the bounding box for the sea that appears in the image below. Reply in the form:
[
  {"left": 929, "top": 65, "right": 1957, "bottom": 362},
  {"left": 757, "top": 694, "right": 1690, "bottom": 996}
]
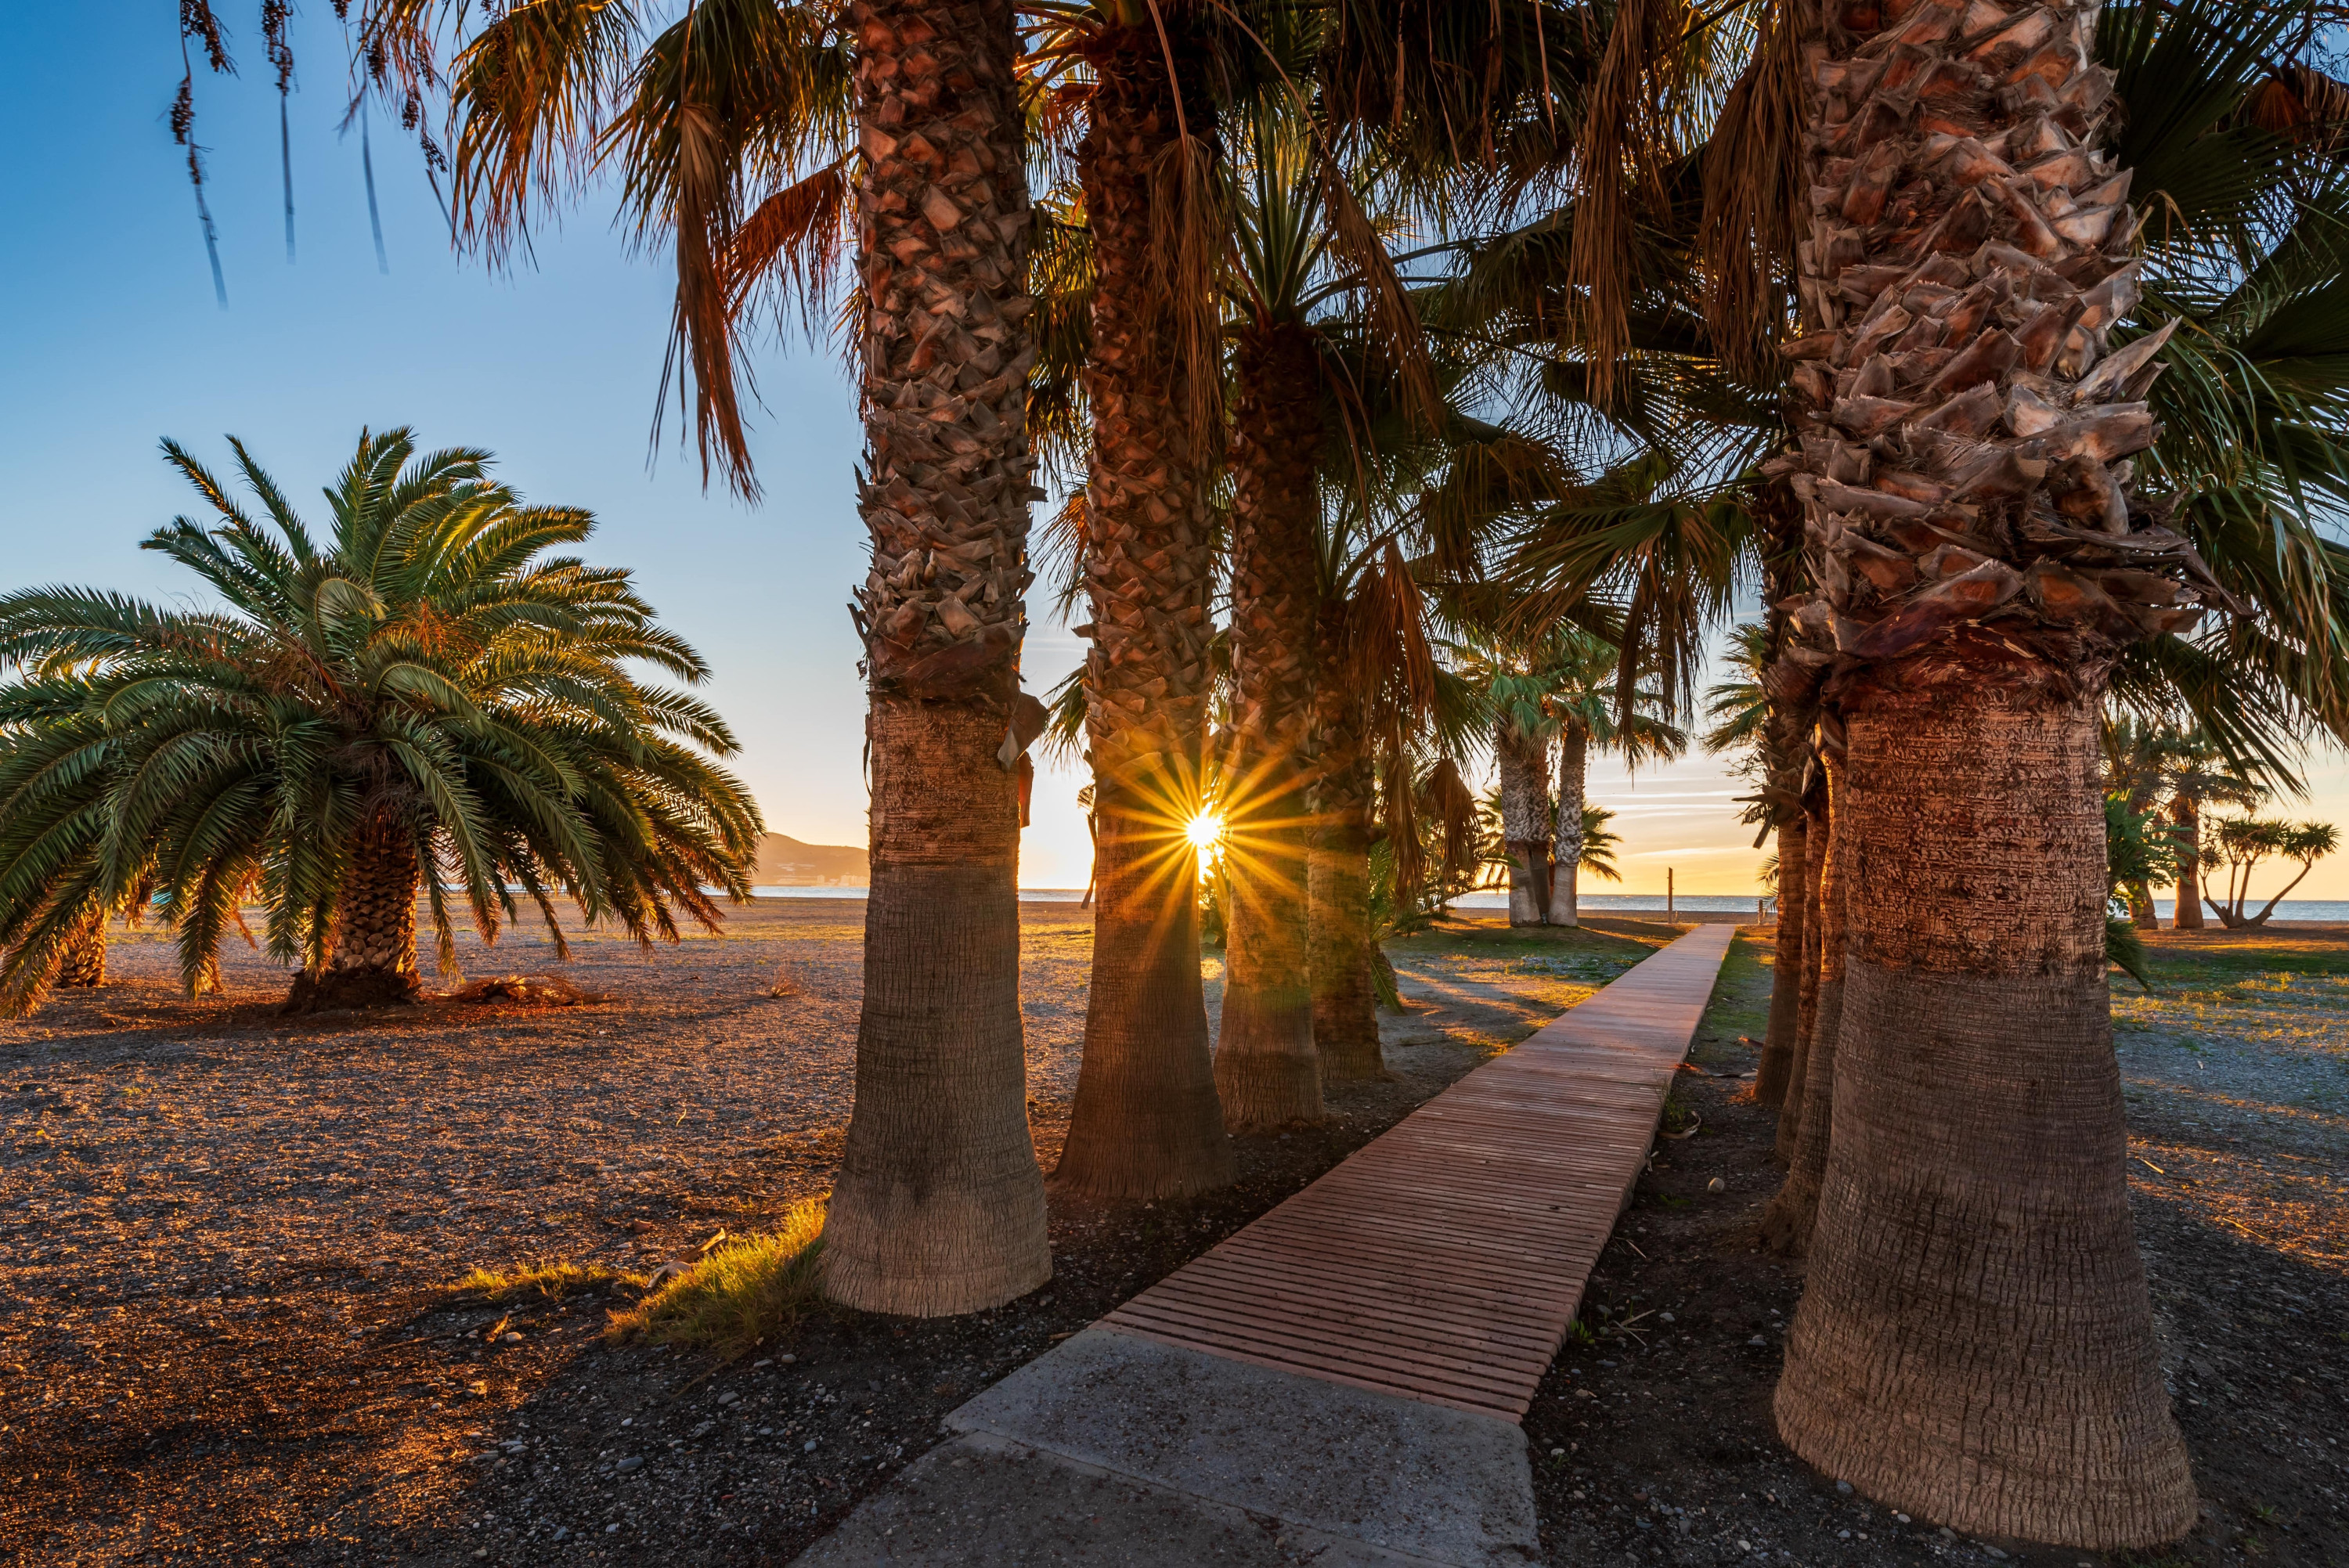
[{"left": 749, "top": 887, "right": 2349, "bottom": 921}]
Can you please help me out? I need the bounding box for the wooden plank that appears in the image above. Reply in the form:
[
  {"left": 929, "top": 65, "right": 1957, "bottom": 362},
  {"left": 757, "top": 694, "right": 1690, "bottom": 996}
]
[{"left": 1101, "top": 923, "right": 1737, "bottom": 1427}]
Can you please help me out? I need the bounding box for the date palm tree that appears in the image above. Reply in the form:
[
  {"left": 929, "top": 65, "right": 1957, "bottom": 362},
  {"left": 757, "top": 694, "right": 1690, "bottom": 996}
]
[{"left": 0, "top": 429, "right": 763, "bottom": 1017}]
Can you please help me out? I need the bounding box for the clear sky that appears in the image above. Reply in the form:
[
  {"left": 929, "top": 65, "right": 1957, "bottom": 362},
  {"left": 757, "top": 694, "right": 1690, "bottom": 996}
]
[{"left": 5, "top": 5, "right": 2345, "bottom": 902}]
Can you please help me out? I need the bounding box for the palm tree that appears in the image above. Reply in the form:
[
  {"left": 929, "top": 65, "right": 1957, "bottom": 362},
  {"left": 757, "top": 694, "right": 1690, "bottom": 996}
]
[
  {"left": 1715, "top": 0, "right": 2253, "bottom": 1541},
  {"left": 445, "top": 0, "right": 1055, "bottom": 1313},
  {"left": 1541, "top": 634, "right": 1686, "bottom": 927},
  {"left": 1450, "top": 624, "right": 1682, "bottom": 927},
  {"left": 2203, "top": 816, "right": 2339, "bottom": 925},
  {"left": 0, "top": 429, "right": 763, "bottom": 1017}
]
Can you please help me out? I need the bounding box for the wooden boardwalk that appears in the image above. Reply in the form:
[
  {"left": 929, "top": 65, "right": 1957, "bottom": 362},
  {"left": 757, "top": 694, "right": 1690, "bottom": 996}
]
[{"left": 1105, "top": 922, "right": 1737, "bottom": 1422}]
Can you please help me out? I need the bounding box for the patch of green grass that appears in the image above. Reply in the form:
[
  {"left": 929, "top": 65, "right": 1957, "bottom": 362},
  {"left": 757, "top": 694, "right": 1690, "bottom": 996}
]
[
  {"left": 453, "top": 1260, "right": 644, "bottom": 1303},
  {"left": 605, "top": 1199, "right": 827, "bottom": 1360},
  {"left": 1690, "top": 933, "right": 1773, "bottom": 1065}
]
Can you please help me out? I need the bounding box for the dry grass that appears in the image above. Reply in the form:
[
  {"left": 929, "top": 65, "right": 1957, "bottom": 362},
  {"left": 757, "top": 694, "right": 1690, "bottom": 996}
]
[
  {"left": 453, "top": 1260, "right": 646, "bottom": 1303},
  {"left": 605, "top": 1199, "right": 828, "bottom": 1359},
  {"left": 444, "top": 973, "right": 599, "bottom": 1006},
  {"left": 767, "top": 964, "right": 803, "bottom": 998}
]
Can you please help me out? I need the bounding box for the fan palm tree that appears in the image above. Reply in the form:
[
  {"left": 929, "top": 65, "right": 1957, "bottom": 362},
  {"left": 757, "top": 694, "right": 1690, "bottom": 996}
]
[
  {"left": 2203, "top": 815, "right": 2339, "bottom": 925},
  {"left": 445, "top": 0, "right": 1055, "bottom": 1313},
  {"left": 1448, "top": 622, "right": 1683, "bottom": 926},
  {"left": 0, "top": 429, "right": 763, "bottom": 1017}
]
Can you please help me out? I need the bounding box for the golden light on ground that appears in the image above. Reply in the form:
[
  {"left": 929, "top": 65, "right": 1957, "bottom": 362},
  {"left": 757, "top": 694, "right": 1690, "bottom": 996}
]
[{"left": 1186, "top": 809, "right": 1225, "bottom": 856}]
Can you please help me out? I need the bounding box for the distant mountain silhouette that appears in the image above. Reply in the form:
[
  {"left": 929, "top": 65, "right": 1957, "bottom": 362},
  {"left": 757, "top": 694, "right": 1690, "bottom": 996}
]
[{"left": 752, "top": 833, "right": 868, "bottom": 885}]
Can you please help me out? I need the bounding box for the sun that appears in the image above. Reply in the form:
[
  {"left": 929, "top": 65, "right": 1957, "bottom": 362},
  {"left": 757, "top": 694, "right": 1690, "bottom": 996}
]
[{"left": 1185, "top": 809, "right": 1225, "bottom": 855}]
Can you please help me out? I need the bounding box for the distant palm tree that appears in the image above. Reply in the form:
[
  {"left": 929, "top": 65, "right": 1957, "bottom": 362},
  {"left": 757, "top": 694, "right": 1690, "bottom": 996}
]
[
  {"left": 2203, "top": 817, "right": 2340, "bottom": 927},
  {"left": 0, "top": 429, "right": 762, "bottom": 1016},
  {"left": 1451, "top": 625, "right": 1682, "bottom": 927}
]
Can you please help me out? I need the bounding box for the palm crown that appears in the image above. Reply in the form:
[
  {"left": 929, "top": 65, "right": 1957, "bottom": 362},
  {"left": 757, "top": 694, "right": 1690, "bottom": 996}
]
[{"left": 0, "top": 428, "right": 762, "bottom": 1012}]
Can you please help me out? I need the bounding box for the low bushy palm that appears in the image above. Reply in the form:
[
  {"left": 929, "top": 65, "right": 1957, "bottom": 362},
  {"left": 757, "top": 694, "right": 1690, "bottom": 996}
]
[{"left": 0, "top": 428, "right": 761, "bottom": 1013}]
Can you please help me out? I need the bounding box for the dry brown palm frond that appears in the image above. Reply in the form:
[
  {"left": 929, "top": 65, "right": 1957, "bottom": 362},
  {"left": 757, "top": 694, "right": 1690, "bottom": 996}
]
[
  {"left": 657, "top": 96, "right": 760, "bottom": 499},
  {"left": 1424, "top": 754, "right": 1481, "bottom": 884},
  {"left": 1566, "top": 0, "right": 1688, "bottom": 403},
  {"left": 724, "top": 157, "right": 853, "bottom": 341},
  {"left": 1696, "top": 0, "right": 1805, "bottom": 380},
  {"left": 1313, "top": 151, "right": 1442, "bottom": 433},
  {"left": 450, "top": 0, "right": 648, "bottom": 266},
  {"left": 1036, "top": 492, "right": 1093, "bottom": 627},
  {"left": 1148, "top": 128, "right": 1234, "bottom": 461}
]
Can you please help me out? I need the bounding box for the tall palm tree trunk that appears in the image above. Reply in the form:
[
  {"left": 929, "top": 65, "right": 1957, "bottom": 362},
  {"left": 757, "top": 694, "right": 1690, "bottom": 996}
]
[
  {"left": 1309, "top": 615, "right": 1385, "bottom": 1082},
  {"left": 824, "top": 0, "right": 1052, "bottom": 1315},
  {"left": 1055, "top": 27, "right": 1233, "bottom": 1198},
  {"left": 56, "top": 915, "right": 106, "bottom": 989},
  {"left": 1773, "top": 790, "right": 1827, "bottom": 1166},
  {"left": 1755, "top": 814, "right": 1807, "bottom": 1106},
  {"left": 1546, "top": 730, "right": 1589, "bottom": 926},
  {"left": 1760, "top": 754, "right": 1844, "bottom": 1253},
  {"left": 1496, "top": 724, "right": 1552, "bottom": 926},
  {"left": 1214, "top": 323, "right": 1326, "bottom": 1127},
  {"left": 287, "top": 817, "right": 421, "bottom": 1011},
  {"left": 1777, "top": 691, "right": 2194, "bottom": 1544},
  {"left": 1769, "top": 0, "right": 2202, "bottom": 1534},
  {"left": 2170, "top": 796, "right": 2205, "bottom": 929}
]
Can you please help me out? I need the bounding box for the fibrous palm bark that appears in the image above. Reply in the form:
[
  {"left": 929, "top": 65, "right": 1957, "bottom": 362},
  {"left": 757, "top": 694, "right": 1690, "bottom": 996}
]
[
  {"left": 287, "top": 818, "right": 421, "bottom": 1012},
  {"left": 1495, "top": 723, "right": 1552, "bottom": 926},
  {"left": 1766, "top": 0, "right": 2220, "bottom": 1540},
  {"left": 1055, "top": 28, "right": 1234, "bottom": 1197},
  {"left": 1754, "top": 813, "right": 1806, "bottom": 1106},
  {"left": 1759, "top": 752, "right": 1843, "bottom": 1253},
  {"left": 1308, "top": 605, "right": 1385, "bottom": 1083},
  {"left": 1773, "top": 784, "right": 1828, "bottom": 1166},
  {"left": 1214, "top": 323, "right": 1327, "bottom": 1127},
  {"left": 2170, "top": 794, "right": 2204, "bottom": 928},
  {"left": 1545, "top": 730, "right": 1589, "bottom": 925},
  {"left": 56, "top": 916, "right": 106, "bottom": 989},
  {"left": 824, "top": 0, "right": 1052, "bottom": 1316}
]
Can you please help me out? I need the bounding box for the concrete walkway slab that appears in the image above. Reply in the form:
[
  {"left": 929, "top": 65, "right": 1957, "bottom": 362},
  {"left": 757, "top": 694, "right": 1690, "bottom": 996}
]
[{"left": 792, "top": 923, "right": 1737, "bottom": 1567}]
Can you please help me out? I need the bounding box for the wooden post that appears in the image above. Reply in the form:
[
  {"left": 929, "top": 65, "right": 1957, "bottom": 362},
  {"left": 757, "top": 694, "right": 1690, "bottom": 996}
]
[{"left": 1667, "top": 867, "right": 1675, "bottom": 921}]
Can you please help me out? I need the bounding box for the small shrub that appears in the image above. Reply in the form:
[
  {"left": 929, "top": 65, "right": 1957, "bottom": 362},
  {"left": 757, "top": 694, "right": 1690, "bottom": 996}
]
[
  {"left": 606, "top": 1199, "right": 828, "bottom": 1359},
  {"left": 768, "top": 964, "right": 803, "bottom": 999}
]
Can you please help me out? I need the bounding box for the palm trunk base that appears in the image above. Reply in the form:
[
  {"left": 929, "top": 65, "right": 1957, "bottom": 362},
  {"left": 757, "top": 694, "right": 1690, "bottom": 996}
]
[
  {"left": 1506, "top": 839, "right": 1548, "bottom": 926},
  {"left": 1214, "top": 987, "right": 1326, "bottom": 1130},
  {"left": 1777, "top": 697, "right": 2195, "bottom": 1549},
  {"left": 1056, "top": 795, "right": 1234, "bottom": 1201},
  {"left": 1773, "top": 812, "right": 1828, "bottom": 1165},
  {"left": 284, "top": 964, "right": 420, "bottom": 1013},
  {"left": 826, "top": 700, "right": 1052, "bottom": 1316},
  {"left": 1308, "top": 838, "right": 1387, "bottom": 1082},
  {"left": 56, "top": 923, "right": 106, "bottom": 989},
  {"left": 1755, "top": 820, "right": 1808, "bottom": 1108}
]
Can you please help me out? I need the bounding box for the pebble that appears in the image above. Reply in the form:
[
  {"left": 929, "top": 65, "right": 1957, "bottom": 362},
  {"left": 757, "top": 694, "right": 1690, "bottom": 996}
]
[
  {"left": 718, "top": 1390, "right": 740, "bottom": 1405},
  {"left": 779, "top": 1354, "right": 798, "bottom": 1364},
  {"left": 1658, "top": 1312, "right": 1676, "bottom": 1325},
  {"left": 1981, "top": 1548, "right": 2009, "bottom": 1561},
  {"left": 551, "top": 1528, "right": 568, "bottom": 1542},
  {"left": 803, "top": 1439, "right": 818, "bottom": 1452},
  {"left": 615, "top": 1456, "right": 644, "bottom": 1472},
  {"left": 606, "top": 1523, "right": 622, "bottom": 1534},
  {"left": 1835, "top": 1480, "right": 1853, "bottom": 1494},
  {"left": 1748, "top": 1335, "right": 1767, "bottom": 1346},
  {"left": 1707, "top": 1177, "right": 1726, "bottom": 1192}
]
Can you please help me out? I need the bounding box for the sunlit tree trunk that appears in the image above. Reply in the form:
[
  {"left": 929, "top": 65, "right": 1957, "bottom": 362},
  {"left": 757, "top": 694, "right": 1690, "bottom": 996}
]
[
  {"left": 1055, "top": 24, "right": 1233, "bottom": 1197},
  {"left": 1496, "top": 723, "right": 1551, "bottom": 926},
  {"left": 2170, "top": 795, "right": 2205, "bottom": 929},
  {"left": 824, "top": 0, "right": 1052, "bottom": 1315},
  {"left": 287, "top": 817, "right": 422, "bottom": 1011},
  {"left": 1770, "top": 0, "right": 2203, "bottom": 1534},
  {"left": 56, "top": 916, "right": 106, "bottom": 989},
  {"left": 1546, "top": 729, "right": 1588, "bottom": 926},
  {"left": 1214, "top": 323, "right": 1326, "bottom": 1127}
]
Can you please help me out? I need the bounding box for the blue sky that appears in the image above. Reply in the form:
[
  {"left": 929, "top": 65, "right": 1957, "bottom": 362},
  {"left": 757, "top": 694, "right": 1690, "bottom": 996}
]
[{"left": 5, "top": 5, "right": 2342, "bottom": 899}]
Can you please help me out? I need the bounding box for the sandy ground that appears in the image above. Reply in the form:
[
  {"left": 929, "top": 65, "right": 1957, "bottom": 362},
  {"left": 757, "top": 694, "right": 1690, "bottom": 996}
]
[{"left": 0, "top": 900, "right": 1672, "bottom": 1564}]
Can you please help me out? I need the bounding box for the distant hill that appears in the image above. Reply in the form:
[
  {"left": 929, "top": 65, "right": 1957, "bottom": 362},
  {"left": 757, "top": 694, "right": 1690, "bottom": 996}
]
[{"left": 752, "top": 833, "right": 868, "bottom": 885}]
